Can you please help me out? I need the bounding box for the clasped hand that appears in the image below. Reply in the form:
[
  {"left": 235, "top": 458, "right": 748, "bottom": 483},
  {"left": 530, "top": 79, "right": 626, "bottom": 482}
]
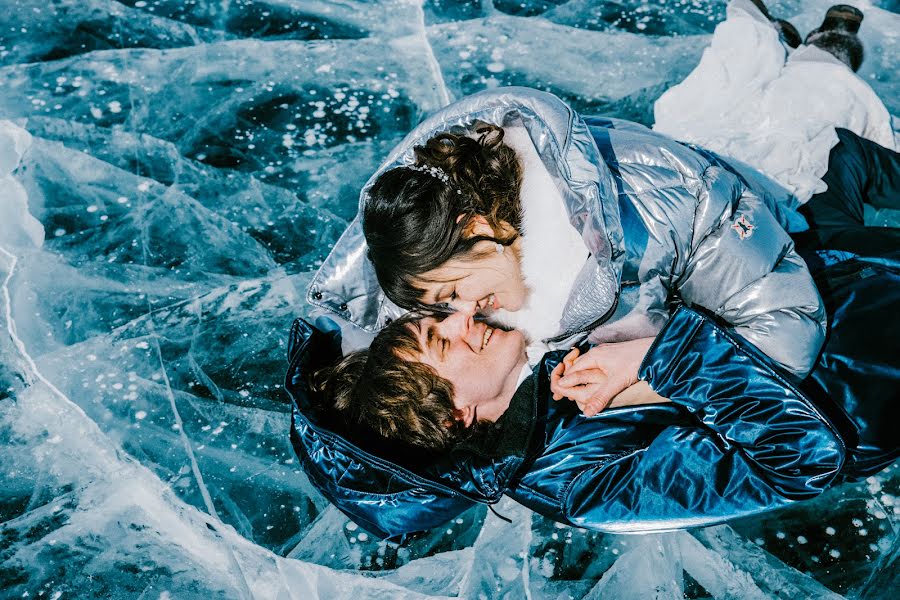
[{"left": 549, "top": 337, "right": 658, "bottom": 416}]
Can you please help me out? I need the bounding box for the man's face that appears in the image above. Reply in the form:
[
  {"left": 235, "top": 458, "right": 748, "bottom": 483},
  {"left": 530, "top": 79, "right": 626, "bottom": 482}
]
[{"left": 410, "top": 312, "right": 528, "bottom": 425}]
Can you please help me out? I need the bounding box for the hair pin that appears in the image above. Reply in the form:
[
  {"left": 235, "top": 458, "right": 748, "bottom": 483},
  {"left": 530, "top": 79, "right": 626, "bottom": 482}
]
[{"left": 407, "top": 163, "right": 450, "bottom": 184}]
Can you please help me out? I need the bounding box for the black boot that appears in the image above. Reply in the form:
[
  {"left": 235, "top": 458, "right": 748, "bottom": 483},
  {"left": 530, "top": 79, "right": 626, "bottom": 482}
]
[{"left": 805, "top": 4, "right": 865, "bottom": 71}]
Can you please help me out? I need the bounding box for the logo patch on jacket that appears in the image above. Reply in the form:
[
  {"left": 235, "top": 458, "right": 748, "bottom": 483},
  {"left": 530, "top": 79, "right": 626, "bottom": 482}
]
[{"left": 731, "top": 215, "right": 754, "bottom": 240}]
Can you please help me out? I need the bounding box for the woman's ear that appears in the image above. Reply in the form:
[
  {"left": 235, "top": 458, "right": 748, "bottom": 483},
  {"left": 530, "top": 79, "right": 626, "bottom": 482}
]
[{"left": 459, "top": 214, "right": 495, "bottom": 239}]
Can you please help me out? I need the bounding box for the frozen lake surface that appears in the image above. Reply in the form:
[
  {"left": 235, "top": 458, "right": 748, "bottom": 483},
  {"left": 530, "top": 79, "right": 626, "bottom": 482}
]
[{"left": 1, "top": 1, "right": 898, "bottom": 598}]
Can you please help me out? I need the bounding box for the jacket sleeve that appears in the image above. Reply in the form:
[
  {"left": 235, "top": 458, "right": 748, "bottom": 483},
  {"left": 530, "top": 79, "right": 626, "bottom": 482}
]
[
  {"left": 563, "top": 307, "right": 845, "bottom": 534},
  {"left": 673, "top": 165, "right": 826, "bottom": 376}
]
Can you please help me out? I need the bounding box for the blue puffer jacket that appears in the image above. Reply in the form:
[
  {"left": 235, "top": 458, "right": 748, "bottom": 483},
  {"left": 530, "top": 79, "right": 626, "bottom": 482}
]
[{"left": 286, "top": 305, "right": 879, "bottom": 540}]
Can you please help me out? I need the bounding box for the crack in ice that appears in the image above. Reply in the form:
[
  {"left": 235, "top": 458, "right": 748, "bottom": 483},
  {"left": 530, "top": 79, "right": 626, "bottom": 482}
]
[
  {"left": 1, "top": 245, "right": 82, "bottom": 412},
  {"left": 415, "top": 0, "right": 451, "bottom": 106}
]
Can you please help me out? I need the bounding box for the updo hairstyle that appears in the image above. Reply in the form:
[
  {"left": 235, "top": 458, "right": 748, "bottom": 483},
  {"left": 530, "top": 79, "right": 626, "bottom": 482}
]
[{"left": 363, "top": 122, "right": 523, "bottom": 310}]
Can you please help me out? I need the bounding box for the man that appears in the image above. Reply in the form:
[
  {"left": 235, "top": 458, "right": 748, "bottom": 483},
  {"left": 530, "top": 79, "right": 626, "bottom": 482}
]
[{"left": 287, "top": 306, "right": 869, "bottom": 539}]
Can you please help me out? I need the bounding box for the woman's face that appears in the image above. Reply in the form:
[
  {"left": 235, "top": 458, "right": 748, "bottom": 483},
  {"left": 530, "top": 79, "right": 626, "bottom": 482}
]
[{"left": 414, "top": 217, "right": 528, "bottom": 315}]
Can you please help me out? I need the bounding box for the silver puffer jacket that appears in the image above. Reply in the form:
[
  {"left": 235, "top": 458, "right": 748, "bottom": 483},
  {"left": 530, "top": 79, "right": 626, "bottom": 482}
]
[{"left": 308, "top": 87, "right": 826, "bottom": 375}]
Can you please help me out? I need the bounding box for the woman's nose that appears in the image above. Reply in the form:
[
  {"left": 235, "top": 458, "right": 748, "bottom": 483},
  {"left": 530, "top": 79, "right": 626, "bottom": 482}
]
[{"left": 450, "top": 299, "right": 477, "bottom": 315}]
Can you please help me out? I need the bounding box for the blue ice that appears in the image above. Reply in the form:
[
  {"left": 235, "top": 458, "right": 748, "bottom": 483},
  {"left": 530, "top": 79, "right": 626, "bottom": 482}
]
[{"left": 0, "top": 1, "right": 897, "bottom": 598}]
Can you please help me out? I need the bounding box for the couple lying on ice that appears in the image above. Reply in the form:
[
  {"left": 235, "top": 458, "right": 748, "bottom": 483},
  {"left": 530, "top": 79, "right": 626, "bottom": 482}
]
[{"left": 286, "top": 0, "right": 900, "bottom": 539}]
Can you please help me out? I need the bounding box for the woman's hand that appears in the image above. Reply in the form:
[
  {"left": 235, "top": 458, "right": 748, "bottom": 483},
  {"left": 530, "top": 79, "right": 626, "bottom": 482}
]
[{"left": 549, "top": 337, "right": 656, "bottom": 416}]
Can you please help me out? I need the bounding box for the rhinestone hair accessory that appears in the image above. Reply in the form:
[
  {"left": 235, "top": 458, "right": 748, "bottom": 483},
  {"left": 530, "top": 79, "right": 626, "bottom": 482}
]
[
  {"left": 406, "top": 163, "right": 463, "bottom": 194},
  {"left": 407, "top": 163, "right": 450, "bottom": 184}
]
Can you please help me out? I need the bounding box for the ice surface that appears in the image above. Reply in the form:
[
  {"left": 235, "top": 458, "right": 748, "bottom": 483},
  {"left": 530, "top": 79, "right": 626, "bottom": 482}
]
[{"left": 1, "top": 1, "right": 898, "bottom": 598}]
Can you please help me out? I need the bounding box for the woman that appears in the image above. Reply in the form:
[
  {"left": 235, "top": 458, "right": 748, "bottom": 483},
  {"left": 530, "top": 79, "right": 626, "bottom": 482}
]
[{"left": 308, "top": 86, "right": 826, "bottom": 395}]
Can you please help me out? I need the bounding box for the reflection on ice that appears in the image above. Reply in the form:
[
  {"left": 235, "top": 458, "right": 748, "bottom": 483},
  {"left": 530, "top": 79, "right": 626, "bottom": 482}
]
[{"left": 1, "top": 0, "right": 898, "bottom": 597}]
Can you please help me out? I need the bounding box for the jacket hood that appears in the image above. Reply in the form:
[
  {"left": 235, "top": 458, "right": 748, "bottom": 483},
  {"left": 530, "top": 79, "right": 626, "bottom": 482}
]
[
  {"left": 307, "top": 86, "right": 624, "bottom": 332},
  {"left": 285, "top": 317, "right": 536, "bottom": 523}
]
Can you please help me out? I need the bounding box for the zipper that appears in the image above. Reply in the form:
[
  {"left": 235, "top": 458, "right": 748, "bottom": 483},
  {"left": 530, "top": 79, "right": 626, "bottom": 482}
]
[{"left": 545, "top": 288, "right": 620, "bottom": 345}]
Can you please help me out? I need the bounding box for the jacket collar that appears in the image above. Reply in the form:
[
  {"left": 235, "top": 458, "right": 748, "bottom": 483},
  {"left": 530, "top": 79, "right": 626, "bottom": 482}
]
[
  {"left": 487, "top": 125, "right": 591, "bottom": 349},
  {"left": 439, "top": 363, "right": 541, "bottom": 499},
  {"left": 307, "top": 87, "right": 624, "bottom": 333}
]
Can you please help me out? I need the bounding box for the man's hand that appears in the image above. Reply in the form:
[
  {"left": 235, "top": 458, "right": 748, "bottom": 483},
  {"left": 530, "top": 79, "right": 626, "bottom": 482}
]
[{"left": 550, "top": 337, "right": 656, "bottom": 416}]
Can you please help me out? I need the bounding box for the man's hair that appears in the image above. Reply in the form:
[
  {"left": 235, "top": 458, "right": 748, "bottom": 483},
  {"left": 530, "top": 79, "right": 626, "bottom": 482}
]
[
  {"left": 363, "top": 122, "right": 523, "bottom": 311},
  {"left": 312, "top": 315, "right": 465, "bottom": 451}
]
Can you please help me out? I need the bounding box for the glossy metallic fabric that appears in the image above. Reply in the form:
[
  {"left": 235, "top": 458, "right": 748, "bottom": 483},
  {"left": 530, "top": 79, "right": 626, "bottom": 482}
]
[
  {"left": 804, "top": 254, "right": 900, "bottom": 475},
  {"left": 510, "top": 307, "right": 844, "bottom": 534},
  {"left": 286, "top": 308, "right": 848, "bottom": 539},
  {"left": 308, "top": 87, "right": 623, "bottom": 335},
  {"left": 309, "top": 88, "right": 825, "bottom": 375}
]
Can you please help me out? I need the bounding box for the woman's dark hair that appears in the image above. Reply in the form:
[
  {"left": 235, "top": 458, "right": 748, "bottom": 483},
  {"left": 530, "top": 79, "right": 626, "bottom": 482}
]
[
  {"left": 363, "top": 122, "right": 523, "bottom": 310},
  {"left": 312, "top": 315, "right": 466, "bottom": 451}
]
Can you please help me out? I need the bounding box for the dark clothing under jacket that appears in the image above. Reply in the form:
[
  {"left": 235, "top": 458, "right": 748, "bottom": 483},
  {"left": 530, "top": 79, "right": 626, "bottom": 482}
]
[{"left": 286, "top": 280, "right": 899, "bottom": 540}]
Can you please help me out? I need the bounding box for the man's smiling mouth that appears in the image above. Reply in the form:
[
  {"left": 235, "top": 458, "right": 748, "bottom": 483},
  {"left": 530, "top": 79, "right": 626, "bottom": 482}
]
[{"left": 481, "top": 326, "right": 493, "bottom": 351}]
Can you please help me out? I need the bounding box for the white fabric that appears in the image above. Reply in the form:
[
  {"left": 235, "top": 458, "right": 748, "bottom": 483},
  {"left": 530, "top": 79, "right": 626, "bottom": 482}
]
[
  {"left": 488, "top": 124, "right": 589, "bottom": 363},
  {"left": 653, "top": 0, "right": 896, "bottom": 204},
  {"left": 515, "top": 362, "right": 533, "bottom": 387}
]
